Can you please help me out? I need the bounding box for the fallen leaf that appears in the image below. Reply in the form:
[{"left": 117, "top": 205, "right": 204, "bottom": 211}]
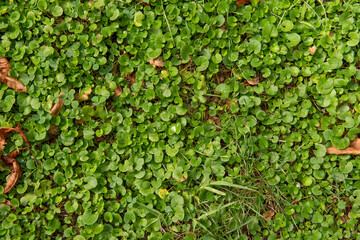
[
  {"left": 0, "top": 127, "right": 40, "bottom": 194},
  {"left": 327, "top": 138, "right": 360, "bottom": 155},
  {"left": 149, "top": 57, "right": 164, "bottom": 68},
  {"left": 0, "top": 199, "right": 15, "bottom": 209},
  {"left": 0, "top": 57, "right": 27, "bottom": 92},
  {"left": 48, "top": 125, "right": 59, "bottom": 137},
  {"left": 113, "top": 85, "right": 123, "bottom": 97},
  {"left": 262, "top": 210, "right": 275, "bottom": 222},
  {"left": 125, "top": 72, "right": 136, "bottom": 85},
  {"left": 51, "top": 92, "right": 65, "bottom": 116},
  {"left": 179, "top": 177, "right": 186, "bottom": 182},
  {"left": 79, "top": 88, "right": 92, "bottom": 101},
  {"left": 0, "top": 127, "right": 40, "bottom": 165},
  {"left": 247, "top": 76, "right": 259, "bottom": 85},
  {"left": 236, "top": 0, "right": 251, "bottom": 6},
  {"left": 1, "top": 155, "right": 21, "bottom": 193},
  {"left": 309, "top": 45, "right": 317, "bottom": 55}
]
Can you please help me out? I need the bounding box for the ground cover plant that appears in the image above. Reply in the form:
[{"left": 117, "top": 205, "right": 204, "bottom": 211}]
[{"left": 1, "top": 0, "right": 360, "bottom": 239}]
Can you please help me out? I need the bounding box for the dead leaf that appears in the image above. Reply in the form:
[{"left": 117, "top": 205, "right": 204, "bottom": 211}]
[
  {"left": 149, "top": 57, "right": 164, "bottom": 68},
  {"left": 51, "top": 91, "right": 64, "bottom": 116},
  {"left": 79, "top": 88, "right": 92, "bottom": 101},
  {"left": 327, "top": 138, "right": 360, "bottom": 155},
  {"left": 113, "top": 85, "right": 123, "bottom": 97},
  {"left": 309, "top": 45, "right": 317, "bottom": 55},
  {"left": 0, "top": 127, "right": 40, "bottom": 194},
  {"left": 262, "top": 210, "right": 275, "bottom": 222},
  {"left": 236, "top": 0, "right": 251, "bottom": 6},
  {"left": 0, "top": 57, "right": 27, "bottom": 92},
  {"left": 0, "top": 199, "right": 15, "bottom": 209},
  {"left": 48, "top": 125, "right": 59, "bottom": 137},
  {"left": 1, "top": 155, "right": 21, "bottom": 193},
  {"left": 179, "top": 177, "right": 186, "bottom": 183},
  {"left": 247, "top": 76, "right": 259, "bottom": 86},
  {"left": 125, "top": 72, "right": 136, "bottom": 85},
  {"left": 135, "top": 0, "right": 150, "bottom": 6}
]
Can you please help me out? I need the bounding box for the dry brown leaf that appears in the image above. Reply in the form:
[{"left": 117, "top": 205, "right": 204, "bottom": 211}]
[
  {"left": 179, "top": 177, "right": 187, "bottom": 183},
  {"left": 125, "top": 72, "right": 136, "bottom": 85},
  {"left": 0, "top": 57, "right": 27, "bottom": 92},
  {"left": 309, "top": 45, "right": 317, "bottom": 55},
  {"left": 135, "top": 0, "right": 150, "bottom": 6},
  {"left": 113, "top": 85, "right": 123, "bottom": 97},
  {"left": 51, "top": 91, "right": 65, "bottom": 116},
  {"left": 236, "top": 0, "right": 251, "bottom": 6},
  {"left": 149, "top": 57, "right": 164, "bottom": 68},
  {"left": 327, "top": 138, "right": 360, "bottom": 155},
  {"left": 48, "top": 124, "right": 59, "bottom": 137},
  {"left": 2, "top": 155, "right": 21, "bottom": 193},
  {"left": 247, "top": 76, "right": 259, "bottom": 85},
  {"left": 262, "top": 210, "right": 275, "bottom": 222},
  {"left": 0, "top": 127, "right": 40, "bottom": 165},
  {"left": 80, "top": 88, "right": 92, "bottom": 101}
]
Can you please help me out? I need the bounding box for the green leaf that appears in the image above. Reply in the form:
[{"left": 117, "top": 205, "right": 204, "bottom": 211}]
[
  {"left": 165, "top": 145, "right": 179, "bottom": 157},
  {"left": 84, "top": 176, "right": 98, "bottom": 189},
  {"left": 37, "top": 0, "right": 48, "bottom": 10},
  {"left": 195, "top": 56, "right": 209, "bottom": 72},
  {"left": 262, "top": 23, "right": 278, "bottom": 40},
  {"left": 54, "top": 171, "right": 66, "bottom": 185},
  {"left": 347, "top": 32, "right": 359, "bottom": 46},
  {"left": 81, "top": 211, "right": 99, "bottom": 225},
  {"left": 134, "top": 11, "right": 145, "bottom": 27},
  {"left": 280, "top": 20, "right": 293, "bottom": 32},
  {"left": 312, "top": 211, "right": 324, "bottom": 224},
  {"left": 286, "top": 33, "right": 301, "bottom": 47},
  {"left": 248, "top": 39, "right": 261, "bottom": 54},
  {"left": 53, "top": 5, "right": 63, "bottom": 17}
]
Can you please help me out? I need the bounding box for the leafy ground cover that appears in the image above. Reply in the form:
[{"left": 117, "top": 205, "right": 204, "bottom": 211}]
[{"left": 1, "top": 0, "right": 360, "bottom": 239}]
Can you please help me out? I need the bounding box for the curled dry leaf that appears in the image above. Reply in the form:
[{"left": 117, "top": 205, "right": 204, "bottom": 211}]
[
  {"left": 247, "top": 76, "right": 260, "bottom": 86},
  {"left": 1, "top": 155, "right": 21, "bottom": 193},
  {"left": 309, "top": 45, "right": 317, "bottom": 55},
  {"left": 149, "top": 57, "right": 164, "bottom": 68},
  {"left": 327, "top": 138, "right": 360, "bottom": 155},
  {"left": 0, "top": 127, "right": 40, "bottom": 193},
  {"left": 113, "top": 85, "right": 123, "bottom": 97},
  {"left": 0, "top": 57, "right": 27, "bottom": 92},
  {"left": 51, "top": 92, "right": 65, "bottom": 116}
]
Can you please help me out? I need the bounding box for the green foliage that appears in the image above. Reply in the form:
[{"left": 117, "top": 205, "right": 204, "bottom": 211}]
[{"left": 1, "top": 0, "right": 360, "bottom": 239}]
